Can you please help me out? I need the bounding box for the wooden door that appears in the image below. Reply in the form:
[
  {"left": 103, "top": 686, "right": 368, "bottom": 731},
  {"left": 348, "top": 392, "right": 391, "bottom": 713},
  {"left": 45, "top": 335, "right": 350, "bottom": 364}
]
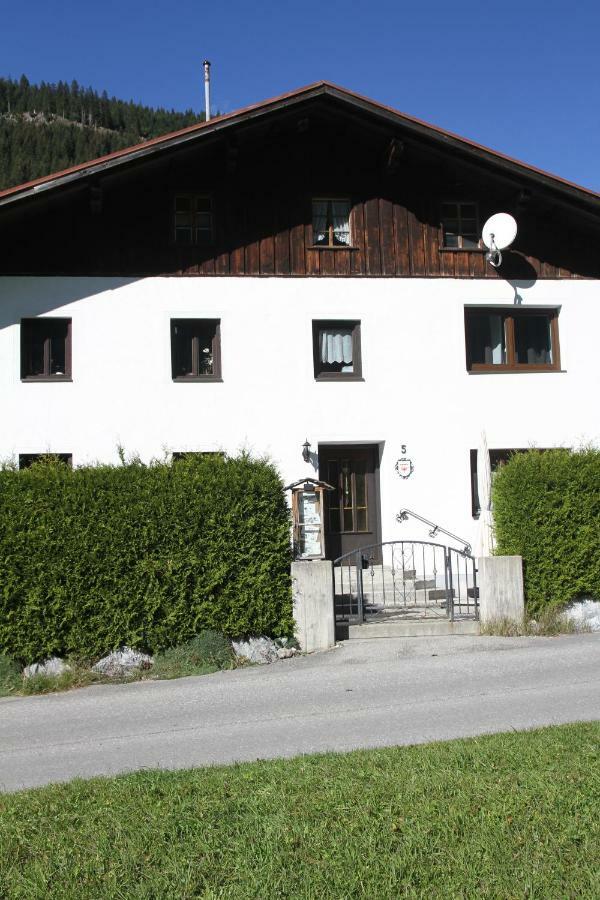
[{"left": 318, "top": 444, "right": 382, "bottom": 562}]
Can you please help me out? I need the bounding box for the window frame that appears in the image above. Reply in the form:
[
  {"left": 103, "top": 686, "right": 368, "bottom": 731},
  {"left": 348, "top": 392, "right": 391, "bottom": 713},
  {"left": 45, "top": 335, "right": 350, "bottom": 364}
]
[
  {"left": 172, "top": 451, "right": 225, "bottom": 461},
  {"left": 465, "top": 306, "right": 561, "bottom": 373},
  {"left": 440, "top": 201, "right": 481, "bottom": 251},
  {"left": 172, "top": 193, "right": 215, "bottom": 246},
  {"left": 310, "top": 197, "right": 353, "bottom": 249},
  {"left": 312, "top": 320, "right": 363, "bottom": 381},
  {"left": 19, "top": 453, "right": 72, "bottom": 469},
  {"left": 470, "top": 448, "right": 550, "bottom": 518},
  {"left": 20, "top": 317, "right": 72, "bottom": 382},
  {"left": 170, "top": 318, "right": 222, "bottom": 382}
]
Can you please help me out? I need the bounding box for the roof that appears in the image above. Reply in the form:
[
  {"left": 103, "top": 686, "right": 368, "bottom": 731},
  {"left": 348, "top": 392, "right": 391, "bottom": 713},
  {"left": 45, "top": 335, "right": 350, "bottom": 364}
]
[{"left": 1, "top": 80, "right": 599, "bottom": 210}]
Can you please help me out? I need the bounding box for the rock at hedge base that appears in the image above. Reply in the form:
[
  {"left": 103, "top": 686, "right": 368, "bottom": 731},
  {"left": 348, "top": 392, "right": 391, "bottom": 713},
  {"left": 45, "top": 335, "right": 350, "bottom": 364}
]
[
  {"left": 563, "top": 599, "right": 600, "bottom": 632},
  {"left": 232, "top": 636, "right": 279, "bottom": 665},
  {"left": 92, "top": 647, "right": 153, "bottom": 677},
  {"left": 276, "top": 646, "right": 299, "bottom": 659},
  {"left": 23, "top": 657, "right": 72, "bottom": 679}
]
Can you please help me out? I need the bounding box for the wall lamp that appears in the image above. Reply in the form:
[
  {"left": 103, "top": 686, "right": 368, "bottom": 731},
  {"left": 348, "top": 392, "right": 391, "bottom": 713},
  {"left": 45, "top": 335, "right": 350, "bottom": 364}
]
[{"left": 302, "top": 439, "right": 312, "bottom": 463}]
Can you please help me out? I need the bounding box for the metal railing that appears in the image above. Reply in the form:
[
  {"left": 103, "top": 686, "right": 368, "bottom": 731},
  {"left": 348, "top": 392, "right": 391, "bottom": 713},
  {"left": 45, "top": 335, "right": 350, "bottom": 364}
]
[
  {"left": 396, "top": 508, "right": 472, "bottom": 555},
  {"left": 333, "top": 539, "right": 478, "bottom": 626}
]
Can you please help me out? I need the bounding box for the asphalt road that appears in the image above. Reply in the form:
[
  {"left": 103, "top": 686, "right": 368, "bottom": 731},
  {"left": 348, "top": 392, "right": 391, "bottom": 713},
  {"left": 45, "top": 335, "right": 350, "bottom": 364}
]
[{"left": 1, "top": 633, "right": 599, "bottom": 792}]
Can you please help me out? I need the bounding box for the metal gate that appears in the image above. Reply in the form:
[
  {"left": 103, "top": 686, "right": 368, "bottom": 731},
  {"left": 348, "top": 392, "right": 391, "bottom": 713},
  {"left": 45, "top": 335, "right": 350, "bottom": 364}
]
[{"left": 333, "top": 540, "right": 478, "bottom": 626}]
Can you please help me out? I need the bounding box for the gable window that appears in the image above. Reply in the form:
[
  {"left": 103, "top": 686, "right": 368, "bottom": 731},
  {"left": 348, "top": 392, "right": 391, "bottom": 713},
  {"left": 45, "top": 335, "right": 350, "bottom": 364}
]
[
  {"left": 174, "top": 194, "right": 213, "bottom": 244},
  {"left": 171, "top": 319, "right": 221, "bottom": 380},
  {"left": 465, "top": 307, "right": 560, "bottom": 372},
  {"left": 19, "top": 453, "right": 72, "bottom": 469},
  {"left": 312, "top": 199, "right": 351, "bottom": 247},
  {"left": 312, "top": 321, "right": 362, "bottom": 380},
  {"left": 21, "top": 318, "right": 72, "bottom": 380},
  {"left": 441, "top": 202, "right": 479, "bottom": 249}
]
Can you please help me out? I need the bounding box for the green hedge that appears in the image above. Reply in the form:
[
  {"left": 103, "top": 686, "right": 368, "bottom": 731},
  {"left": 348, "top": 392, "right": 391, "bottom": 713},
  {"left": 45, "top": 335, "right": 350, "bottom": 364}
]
[
  {"left": 492, "top": 448, "right": 600, "bottom": 613},
  {"left": 0, "top": 454, "right": 293, "bottom": 663}
]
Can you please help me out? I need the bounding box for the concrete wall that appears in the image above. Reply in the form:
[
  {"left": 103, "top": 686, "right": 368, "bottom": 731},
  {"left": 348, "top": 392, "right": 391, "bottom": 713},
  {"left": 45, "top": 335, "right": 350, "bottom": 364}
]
[
  {"left": 1, "top": 275, "right": 599, "bottom": 549},
  {"left": 478, "top": 555, "right": 525, "bottom": 625},
  {"left": 292, "top": 560, "right": 335, "bottom": 652}
]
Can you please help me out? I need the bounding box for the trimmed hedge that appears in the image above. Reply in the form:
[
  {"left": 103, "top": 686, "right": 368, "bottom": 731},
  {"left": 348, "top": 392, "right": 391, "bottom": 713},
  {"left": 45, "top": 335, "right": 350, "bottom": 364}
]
[
  {"left": 492, "top": 448, "right": 600, "bottom": 613},
  {"left": 0, "top": 454, "right": 293, "bottom": 663}
]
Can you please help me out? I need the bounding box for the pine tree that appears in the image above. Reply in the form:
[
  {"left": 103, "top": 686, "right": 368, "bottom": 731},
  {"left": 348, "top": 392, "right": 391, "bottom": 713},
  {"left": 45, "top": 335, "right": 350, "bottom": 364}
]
[{"left": 0, "top": 75, "right": 206, "bottom": 189}]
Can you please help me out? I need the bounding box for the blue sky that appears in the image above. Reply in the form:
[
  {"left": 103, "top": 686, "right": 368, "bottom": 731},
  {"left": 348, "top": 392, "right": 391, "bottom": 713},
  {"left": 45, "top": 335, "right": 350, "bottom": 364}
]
[{"left": 2, "top": 0, "right": 600, "bottom": 191}]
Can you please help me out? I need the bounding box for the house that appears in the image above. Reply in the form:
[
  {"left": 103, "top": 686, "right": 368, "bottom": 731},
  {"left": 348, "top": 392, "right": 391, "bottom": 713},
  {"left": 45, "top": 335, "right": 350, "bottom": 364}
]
[{"left": 1, "top": 80, "right": 599, "bottom": 562}]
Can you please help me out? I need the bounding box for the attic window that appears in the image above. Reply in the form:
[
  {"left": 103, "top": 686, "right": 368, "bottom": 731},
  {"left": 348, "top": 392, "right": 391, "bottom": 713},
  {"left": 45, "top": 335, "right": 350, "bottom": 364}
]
[
  {"left": 441, "top": 202, "right": 479, "bottom": 249},
  {"left": 174, "top": 195, "right": 214, "bottom": 244},
  {"left": 312, "top": 199, "right": 351, "bottom": 247}
]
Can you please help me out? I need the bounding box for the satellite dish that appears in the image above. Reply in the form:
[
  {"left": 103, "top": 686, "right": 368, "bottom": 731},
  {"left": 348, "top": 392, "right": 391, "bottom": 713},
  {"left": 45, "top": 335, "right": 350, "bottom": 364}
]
[{"left": 482, "top": 213, "right": 518, "bottom": 268}]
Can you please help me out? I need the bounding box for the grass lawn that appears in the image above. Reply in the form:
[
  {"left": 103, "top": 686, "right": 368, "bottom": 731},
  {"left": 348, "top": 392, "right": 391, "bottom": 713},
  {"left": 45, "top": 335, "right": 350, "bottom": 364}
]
[{"left": 1, "top": 723, "right": 598, "bottom": 899}]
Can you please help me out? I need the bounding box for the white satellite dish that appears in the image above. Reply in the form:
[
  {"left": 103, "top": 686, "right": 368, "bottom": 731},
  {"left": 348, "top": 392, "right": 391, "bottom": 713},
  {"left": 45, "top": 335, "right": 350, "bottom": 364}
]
[{"left": 481, "top": 213, "right": 518, "bottom": 268}]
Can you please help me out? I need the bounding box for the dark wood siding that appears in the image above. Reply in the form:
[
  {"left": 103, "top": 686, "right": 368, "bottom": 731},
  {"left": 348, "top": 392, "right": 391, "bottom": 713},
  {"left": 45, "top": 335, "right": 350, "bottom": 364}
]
[{"left": 1, "top": 106, "right": 599, "bottom": 279}]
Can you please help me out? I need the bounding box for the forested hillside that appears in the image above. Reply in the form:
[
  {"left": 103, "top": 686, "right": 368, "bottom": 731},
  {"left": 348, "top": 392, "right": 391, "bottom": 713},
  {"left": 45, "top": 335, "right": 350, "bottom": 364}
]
[{"left": 0, "top": 75, "right": 204, "bottom": 190}]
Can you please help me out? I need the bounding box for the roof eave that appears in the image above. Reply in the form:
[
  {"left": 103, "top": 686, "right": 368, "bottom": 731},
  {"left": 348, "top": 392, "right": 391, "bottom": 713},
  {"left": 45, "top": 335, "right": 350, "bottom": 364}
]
[
  {"left": 0, "top": 80, "right": 598, "bottom": 213},
  {"left": 0, "top": 83, "right": 332, "bottom": 209}
]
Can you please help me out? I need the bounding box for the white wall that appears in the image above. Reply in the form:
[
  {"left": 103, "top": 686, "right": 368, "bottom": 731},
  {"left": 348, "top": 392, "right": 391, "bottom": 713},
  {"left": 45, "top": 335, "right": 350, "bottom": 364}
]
[{"left": 1, "top": 275, "right": 598, "bottom": 550}]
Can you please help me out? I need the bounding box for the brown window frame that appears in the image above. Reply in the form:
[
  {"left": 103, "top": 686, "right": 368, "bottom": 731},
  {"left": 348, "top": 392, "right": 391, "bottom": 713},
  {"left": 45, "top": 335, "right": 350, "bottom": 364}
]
[
  {"left": 310, "top": 197, "right": 353, "bottom": 249},
  {"left": 19, "top": 453, "right": 72, "bottom": 469},
  {"left": 172, "top": 451, "right": 225, "bottom": 461},
  {"left": 173, "top": 193, "right": 215, "bottom": 246},
  {"left": 21, "top": 317, "right": 72, "bottom": 381},
  {"left": 465, "top": 307, "right": 561, "bottom": 373},
  {"left": 170, "top": 319, "right": 222, "bottom": 382},
  {"left": 440, "top": 201, "right": 481, "bottom": 250},
  {"left": 312, "top": 320, "right": 362, "bottom": 381}
]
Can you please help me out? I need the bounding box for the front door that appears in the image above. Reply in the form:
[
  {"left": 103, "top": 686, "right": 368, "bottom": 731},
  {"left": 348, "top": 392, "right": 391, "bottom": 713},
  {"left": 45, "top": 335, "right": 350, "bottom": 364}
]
[{"left": 319, "top": 444, "right": 382, "bottom": 562}]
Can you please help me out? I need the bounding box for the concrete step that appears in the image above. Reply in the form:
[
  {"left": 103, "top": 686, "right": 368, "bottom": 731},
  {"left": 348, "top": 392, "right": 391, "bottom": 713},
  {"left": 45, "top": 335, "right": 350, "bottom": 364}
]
[
  {"left": 348, "top": 619, "right": 480, "bottom": 638},
  {"left": 335, "top": 567, "right": 417, "bottom": 581},
  {"left": 351, "top": 588, "right": 447, "bottom": 605}
]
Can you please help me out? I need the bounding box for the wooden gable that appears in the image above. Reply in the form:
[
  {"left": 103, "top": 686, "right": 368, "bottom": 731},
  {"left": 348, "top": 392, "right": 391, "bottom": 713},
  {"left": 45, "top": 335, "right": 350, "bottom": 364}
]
[{"left": 1, "top": 90, "right": 599, "bottom": 278}]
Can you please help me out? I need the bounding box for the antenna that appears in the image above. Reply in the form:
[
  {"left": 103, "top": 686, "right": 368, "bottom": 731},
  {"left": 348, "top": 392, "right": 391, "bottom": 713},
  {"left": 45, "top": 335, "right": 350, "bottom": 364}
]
[
  {"left": 482, "top": 213, "right": 518, "bottom": 268},
  {"left": 203, "top": 60, "right": 211, "bottom": 122}
]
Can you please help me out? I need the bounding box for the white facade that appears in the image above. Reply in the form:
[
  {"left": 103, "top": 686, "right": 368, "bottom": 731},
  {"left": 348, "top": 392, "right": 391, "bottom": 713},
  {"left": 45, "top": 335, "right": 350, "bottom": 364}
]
[{"left": 1, "top": 274, "right": 598, "bottom": 549}]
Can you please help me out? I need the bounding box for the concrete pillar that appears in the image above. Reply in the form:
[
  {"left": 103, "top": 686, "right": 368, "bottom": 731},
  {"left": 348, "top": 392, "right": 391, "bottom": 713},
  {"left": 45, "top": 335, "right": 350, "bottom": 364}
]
[
  {"left": 477, "top": 555, "right": 525, "bottom": 625},
  {"left": 292, "top": 560, "right": 335, "bottom": 653}
]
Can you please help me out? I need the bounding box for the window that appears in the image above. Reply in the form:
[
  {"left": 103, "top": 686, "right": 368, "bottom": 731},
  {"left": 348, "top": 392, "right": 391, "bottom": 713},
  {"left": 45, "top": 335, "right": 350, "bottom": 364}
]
[
  {"left": 19, "top": 453, "right": 72, "bottom": 469},
  {"left": 172, "top": 451, "right": 225, "bottom": 461},
  {"left": 441, "top": 202, "right": 479, "bottom": 249},
  {"left": 470, "top": 448, "right": 549, "bottom": 517},
  {"left": 465, "top": 308, "right": 560, "bottom": 372},
  {"left": 326, "top": 457, "right": 369, "bottom": 533},
  {"left": 312, "top": 321, "right": 362, "bottom": 380},
  {"left": 311, "top": 198, "right": 351, "bottom": 247},
  {"left": 174, "top": 194, "right": 213, "bottom": 244},
  {"left": 171, "top": 319, "right": 221, "bottom": 380},
  {"left": 21, "top": 318, "right": 71, "bottom": 380}
]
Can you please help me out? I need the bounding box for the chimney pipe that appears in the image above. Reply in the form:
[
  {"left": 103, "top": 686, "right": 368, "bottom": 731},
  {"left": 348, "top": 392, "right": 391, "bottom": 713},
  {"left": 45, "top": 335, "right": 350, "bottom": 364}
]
[{"left": 203, "top": 59, "right": 211, "bottom": 122}]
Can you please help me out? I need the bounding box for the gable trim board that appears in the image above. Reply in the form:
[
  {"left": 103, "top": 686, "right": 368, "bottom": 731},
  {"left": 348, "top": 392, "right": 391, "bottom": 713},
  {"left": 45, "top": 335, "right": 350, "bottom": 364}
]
[{"left": 1, "top": 81, "right": 599, "bottom": 215}]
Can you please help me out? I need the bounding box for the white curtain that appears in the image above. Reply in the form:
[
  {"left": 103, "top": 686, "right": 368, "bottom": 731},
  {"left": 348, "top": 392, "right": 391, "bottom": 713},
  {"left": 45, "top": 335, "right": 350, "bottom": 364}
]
[
  {"left": 312, "top": 200, "right": 328, "bottom": 243},
  {"left": 476, "top": 430, "right": 496, "bottom": 557},
  {"left": 487, "top": 315, "right": 504, "bottom": 365},
  {"left": 522, "top": 318, "right": 552, "bottom": 364},
  {"left": 331, "top": 201, "right": 350, "bottom": 245},
  {"left": 320, "top": 329, "right": 353, "bottom": 366}
]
